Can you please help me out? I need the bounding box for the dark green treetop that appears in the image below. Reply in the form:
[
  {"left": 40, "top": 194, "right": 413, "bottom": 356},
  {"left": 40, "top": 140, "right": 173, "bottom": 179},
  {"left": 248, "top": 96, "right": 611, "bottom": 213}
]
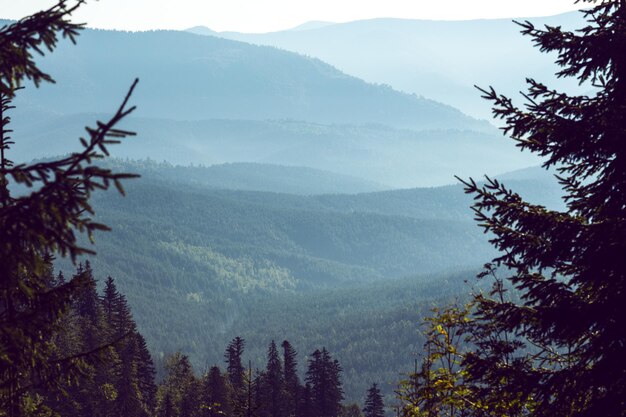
[
  {"left": 305, "top": 348, "right": 344, "bottom": 417},
  {"left": 362, "top": 384, "right": 384, "bottom": 417}
]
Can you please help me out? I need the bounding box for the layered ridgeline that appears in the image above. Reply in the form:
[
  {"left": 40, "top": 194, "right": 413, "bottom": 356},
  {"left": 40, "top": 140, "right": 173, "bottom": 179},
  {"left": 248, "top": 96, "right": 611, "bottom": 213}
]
[
  {"left": 191, "top": 12, "right": 587, "bottom": 120},
  {"left": 12, "top": 25, "right": 484, "bottom": 130},
  {"left": 62, "top": 160, "right": 564, "bottom": 402},
  {"left": 6, "top": 23, "right": 541, "bottom": 188},
  {"left": 10, "top": 114, "right": 538, "bottom": 188}
]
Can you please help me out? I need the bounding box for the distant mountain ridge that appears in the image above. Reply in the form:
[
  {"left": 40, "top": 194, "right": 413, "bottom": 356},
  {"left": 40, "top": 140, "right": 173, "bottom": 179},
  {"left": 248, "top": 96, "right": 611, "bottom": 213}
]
[
  {"left": 286, "top": 21, "right": 336, "bottom": 32},
  {"left": 1, "top": 17, "right": 545, "bottom": 190},
  {"left": 9, "top": 24, "right": 486, "bottom": 131},
  {"left": 102, "top": 159, "right": 390, "bottom": 194},
  {"left": 191, "top": 12, "right": 587, "bottom": 119}
]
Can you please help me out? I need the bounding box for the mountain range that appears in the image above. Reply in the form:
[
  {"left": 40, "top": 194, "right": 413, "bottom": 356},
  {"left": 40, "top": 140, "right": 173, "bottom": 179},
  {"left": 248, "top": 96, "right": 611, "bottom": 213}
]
[
  {"left": 188, "top": 12, "right": 588, "bottom": 119},
  {"left": 0, "top": 20, "right": 549, "bottom": 187},
  {"left": 12, "top": 25, "right": 484, "bottom": 130}
]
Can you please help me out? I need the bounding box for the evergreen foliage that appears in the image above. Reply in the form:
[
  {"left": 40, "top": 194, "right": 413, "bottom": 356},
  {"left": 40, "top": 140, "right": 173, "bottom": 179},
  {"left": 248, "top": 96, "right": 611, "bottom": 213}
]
[
  {"left": 399, "top": 2, "right": 626, "bottom": 417},
  {"left": 362, "top": 384, "right": 384, "bottom": 417},
  {"left": 458, "top": 2, "right": 626, "bottom": 416},
  {"left": 202, "top": 366, "right": 232, "bottom": 417},
  {"left": 305, "top": 348, "right": 344, "bottom": 417},
  {"left": 225, "top": 338, "right": 247, "bottom": 395},
  {"left": 25, "top": 265, "right": 157, "bottom": 417},
  {"left": 281, "top": 341, "right": 300, "bottom": 417},
  {"left": 339, "top": 404, "right": 363, "bottom": 417},
  {"left": 264, "top": 341, "right": 285, "bottom": 417},
  {"left": 154, "top": 340, "right": 348, "bottom": 417},
  {"left": 0, "top": 2, "right": 138, "bottom": 416}
]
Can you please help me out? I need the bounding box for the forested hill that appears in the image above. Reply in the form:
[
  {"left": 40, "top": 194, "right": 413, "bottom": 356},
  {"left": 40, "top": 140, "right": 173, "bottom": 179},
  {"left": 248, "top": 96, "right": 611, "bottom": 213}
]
[
  {"left": 20, "top": 149, "right": 560, "bottom": 402},
  {"left": 61, "top": 161, "right": 562, "bottom": 402},
  {"left": 12, "top": 25, "right": 487, "bottom": 131},
  {"left": 82, "top": 161, "right": 563, "bottom": 297}
]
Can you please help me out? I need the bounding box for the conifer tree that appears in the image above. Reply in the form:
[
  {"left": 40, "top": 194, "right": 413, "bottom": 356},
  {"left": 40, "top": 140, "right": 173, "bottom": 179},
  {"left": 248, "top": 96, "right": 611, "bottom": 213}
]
[
  {"left": 458, "top": 1, "right": 626, "bottom": 416},
  {"left": 340, "top": 404, "right": 364, "bottom": 417},
  {"left": 0, "top": 2, "right": 138, "bottom": 415},
  {"left": 297, "top": 383, "right": 314, "bottom": 417},
  {"left": 114, "top": 336, "right": 145, "bottom": 417},
  {"left": 225, "top": 337, "right": 246, "bottom": 393},
  {"left": 75, "top": 261, "right": 101, "bottom": 325},
  {"left": 281, "top": 340, "right": 300, "bottom": 417},
  {"left": 253, "top": 368, "right": 267, "bottom": 417},
  {"left": 363, "top": 384, "right": 384, "bottom": 417},
  {"left": 264, "top": 341, "right": 284, "bottom": 417},
  {"left": 202, "top": 366, "right": 231, "bottom": 417},
  {"left": 161, "top": 393, "right": 175, "bottom": 417},
  {"left": 234, "top": 361, "right": 261, "bottom": 417},
  {"left": 102, "top": 276, "right": 120, "bottom": 324},
  {"left": 158, "top": 353, "right": 198, "bottom": 417},
  {"left": 305, "top": 348, "right": 344, "bottom": 417},
  {"left": 135, "top": 333, "right": 158, "bottom": 414}
]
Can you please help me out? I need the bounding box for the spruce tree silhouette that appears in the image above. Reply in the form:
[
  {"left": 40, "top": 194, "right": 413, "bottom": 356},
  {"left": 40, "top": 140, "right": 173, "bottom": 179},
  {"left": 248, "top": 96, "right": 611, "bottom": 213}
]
[
  {"left": 0, "top": 2, "right": 138, "bottom": 416},
  {"left": 458, "top": 1, "right": 626, "bottom": 416}
]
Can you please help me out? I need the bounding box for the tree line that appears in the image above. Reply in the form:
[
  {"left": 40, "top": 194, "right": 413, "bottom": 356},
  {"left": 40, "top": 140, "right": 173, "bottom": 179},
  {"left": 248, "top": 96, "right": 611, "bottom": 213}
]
[{"left": 158, "top": 337, "right": 347, "bottom": 417}]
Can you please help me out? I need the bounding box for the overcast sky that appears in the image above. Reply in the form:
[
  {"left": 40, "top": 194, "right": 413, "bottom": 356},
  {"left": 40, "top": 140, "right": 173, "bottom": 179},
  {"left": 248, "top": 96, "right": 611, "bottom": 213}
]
[{"left": 3, "top": 0, "right": 585, "bottom": 33}]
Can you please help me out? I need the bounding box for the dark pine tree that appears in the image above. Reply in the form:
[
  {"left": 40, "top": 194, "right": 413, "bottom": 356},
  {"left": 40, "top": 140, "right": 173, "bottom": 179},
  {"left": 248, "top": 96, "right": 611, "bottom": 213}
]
[
  {"left": 362, "top": 384, "right": 384, "bottom": 417},
  {"left": 161, "top": 393, "right": 175, "bottom": 417},
  {"left": 114, "top": 336, "right": 145, "bottom": 417},
  {"left": 281, "top": 340, "right": 300, "bottom": 417},
  {"left": 159, "top": 353, "right": 198, "bottom": 417},
  {"left": 75, "top": 261, "right": 100, "bottom": 325},
  {"left": 102, "top": 276, "right": 121, "bottom": 325},
  {"left": 135, "top": 332, "right": 158, "bottom": 414},
  {"left": 305, "top": 348, "right": 344, "bottom": 417},
  {"left": 264, "top": 340, "right": 284, "bottom": 417},
  {"left": 340, "top": 404, "right": 363, "bottom": 417},
  {"left": 458, "top": 2, "right": 626, "bottom": 417},
  {"left": 202, "top": 366, "right": 232, "bottom": 417},
  {"left": 253, "top": 368, "right": 267, "bottom": 417},
  {"left": 297, "top": 383, "right": 314, "bottom": 417},
  {"left": 225, "top": 337, "right": 246, "bottom": 393}
]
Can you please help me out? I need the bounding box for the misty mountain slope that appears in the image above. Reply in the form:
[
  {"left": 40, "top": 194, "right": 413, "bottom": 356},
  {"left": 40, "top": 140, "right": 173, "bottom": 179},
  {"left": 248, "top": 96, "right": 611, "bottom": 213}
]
[
  {"left": 79, "top": 161, "right": 563, "bottom": 298},
  {"left": 88, "top": 179, "right": 495, "bottom": 292},
  {"left": 114, "top": 161, "right": 391, "bottom": 194},
  {"left": 10, "top": 113, "right": 539, "bottom": 187},
  {"left": 10, "top": 25, "right": 487, "bottom": 131},
  {"left": 194, "top": 12, "right": 587, "bottom": 119},
  {"left": 57, "top": 162, "right": 562, "bottom": 402}
]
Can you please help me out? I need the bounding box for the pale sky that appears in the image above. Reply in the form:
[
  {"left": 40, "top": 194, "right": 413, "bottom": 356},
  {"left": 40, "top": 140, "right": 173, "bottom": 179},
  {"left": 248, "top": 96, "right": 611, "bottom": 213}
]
[{"left": 2, "top": 0, "right": 586, "bottom": 33}]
